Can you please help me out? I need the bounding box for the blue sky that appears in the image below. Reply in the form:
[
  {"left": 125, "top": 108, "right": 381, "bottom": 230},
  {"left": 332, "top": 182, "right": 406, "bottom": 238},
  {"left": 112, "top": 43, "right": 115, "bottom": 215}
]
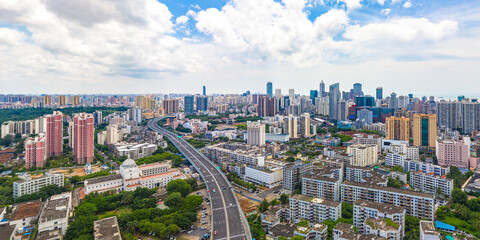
[{"left": 0, "top": 0, "right": 479, "bottom": 97}]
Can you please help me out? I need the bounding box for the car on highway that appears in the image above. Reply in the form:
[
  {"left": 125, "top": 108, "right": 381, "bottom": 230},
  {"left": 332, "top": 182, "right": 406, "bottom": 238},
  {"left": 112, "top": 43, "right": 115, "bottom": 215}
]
[{"left": 214, "top": 231, "right": 217, "bottom": 236}]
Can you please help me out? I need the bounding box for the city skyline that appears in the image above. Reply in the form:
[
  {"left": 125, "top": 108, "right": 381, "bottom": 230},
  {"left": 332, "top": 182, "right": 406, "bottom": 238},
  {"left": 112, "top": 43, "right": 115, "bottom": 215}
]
[{"left": 0, "top": 0, "right": 479, "bottom": 96}]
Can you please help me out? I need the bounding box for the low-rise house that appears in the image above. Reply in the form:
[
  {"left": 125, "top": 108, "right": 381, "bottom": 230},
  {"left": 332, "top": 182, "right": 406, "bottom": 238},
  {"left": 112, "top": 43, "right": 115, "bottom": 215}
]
[
  {"left": 9, "top": 200, "right": 42, "bottom": 232},
  {"left": 37, "top": 192, "right": 71, "bottom": 239},
  {"left": 93, "top": 216, "right": 121, "bottom": 240}
]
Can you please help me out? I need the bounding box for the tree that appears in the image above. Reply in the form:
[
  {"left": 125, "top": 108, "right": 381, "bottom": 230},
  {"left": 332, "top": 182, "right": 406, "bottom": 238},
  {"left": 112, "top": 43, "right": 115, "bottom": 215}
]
[
  {"left": 69, "top": 175, "right": 81, "bottom": 185},
  {"left": 165, "top": 192, "right": 183, "bottom": 209},
  {"left": 452, "top": 188, "right": 468, "bottom": 205},
  {"left": 186, "top": 178, "right": 198, "bottom": 190},
  {"left": 342, "top": 203, "right": 353, "bottom": 219},
  {"left": 258, "top": 199, "right": 270, "bottom": 212},
  {"left": 470, "top": 212, "right": 480, "bottom": 231},
  {"left": 387, "top": 178, "right": 401, "bottom": 189},
  {"left": 279, "top": 194, "right": 289, "bottom": 205},
  {"left": 297, "top": 220, "right": 309, "bottom": 227},
  {"left": 75, "top": 203, "right": 97, "bottom": 217},
  {"left": 166, "top": 179, "right": 192, "bottom": 197},
  {"left": 286, "top": 156, "right": 296, "bottom": 162},
  {"left": 405, "top": 215, "right": 420, "bottom": 240}
]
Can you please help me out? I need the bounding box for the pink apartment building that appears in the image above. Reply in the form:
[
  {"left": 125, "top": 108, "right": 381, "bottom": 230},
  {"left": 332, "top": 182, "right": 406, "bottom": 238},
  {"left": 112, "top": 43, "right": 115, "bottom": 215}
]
[
  {"left": 45, "top": 111, "right": 63, "bottom": 157},
  {"left": 436, "top": 139, "right": 470, "bottom": 169},
  {"left": 72, "top": 113, "right": 94, "bottom": 164},
  {"left": 25, "top": 137, "right": 45, "bottom": 168}
]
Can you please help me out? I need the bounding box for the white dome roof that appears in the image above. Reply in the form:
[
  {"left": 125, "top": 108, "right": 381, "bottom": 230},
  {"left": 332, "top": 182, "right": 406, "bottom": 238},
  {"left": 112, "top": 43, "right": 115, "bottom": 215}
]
[{"left": 122, "top": 158, "right": 137, "bottom": 168}]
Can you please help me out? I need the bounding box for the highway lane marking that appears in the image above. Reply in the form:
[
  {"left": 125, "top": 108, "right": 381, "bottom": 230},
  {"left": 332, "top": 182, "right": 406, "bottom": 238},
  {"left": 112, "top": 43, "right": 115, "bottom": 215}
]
[
  {"left": 211, "top": 205, "right": 237, "bottom": 211},
  {"left": 216, "top": 234, "right": 247, "bottom": 240}
]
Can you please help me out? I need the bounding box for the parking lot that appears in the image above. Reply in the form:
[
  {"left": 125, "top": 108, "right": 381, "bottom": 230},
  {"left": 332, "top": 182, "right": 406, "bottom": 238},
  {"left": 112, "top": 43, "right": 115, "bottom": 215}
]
[{"left": 177, "top": 188, "right": 212, "bottom": 240}]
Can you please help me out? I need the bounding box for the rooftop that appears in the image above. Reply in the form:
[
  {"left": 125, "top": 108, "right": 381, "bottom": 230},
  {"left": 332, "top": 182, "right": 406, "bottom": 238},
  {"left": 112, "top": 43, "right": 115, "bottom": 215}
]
[
  {"left": 93, "top": 216, "right": 122, "bottom": 240},
  {"left": 11, "top": 200, "right": 42, "bottom": 221},
  {"left": 333, "top": 222, "right": 357, "bottom": 239},
  {"left": 0, "top": 225, "right": 14, "bottom": 240},
  {"left": 364, "top": 217, "right": 400, "bottom": 231},
  {"left": 86, "top": 174, "right": 123, "bottom": 185},
  {"left": 291, "top": 194, "right": 341, "bottom": 207},
  {"left": 420, "top": 221, "right": 440, "bottom": 236},
  {"left": 343, "top": 181, "right": 435, "bottom": 199},
  {"left": 39, "top": 194, "right": 70, "bottom": 223},
  {"left": 269, "top": 223, "right": 296, "bottom": 238}
]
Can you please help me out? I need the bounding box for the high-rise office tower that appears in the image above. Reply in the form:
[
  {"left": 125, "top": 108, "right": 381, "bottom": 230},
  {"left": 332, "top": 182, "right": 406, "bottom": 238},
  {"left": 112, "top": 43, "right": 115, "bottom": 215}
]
[
  {"left": 329, "top": 83, "right": 341, "bottom": 120},
  {"left": 353, "top": 83, "right": 363, "bottom": 96},
  {"left": 128, "top": 107, "right": 142, "bottom": 124},
  {"left": 319, "top": 80, "right": 326, "bottom": 97},
  {"left": 196, "top": 96, "right": 208, "bottom": 111},
  {"left": 275, "top": 89, "right": 282, "bottom": 98},
  {"left": 386, "top": 116, "right": 410, "bottom": 141},
  {"left": 376, "top": 87, "right": 383, "bottom": 100},
  {"left": 162, "top": 99, "right": 179, "bottom": 114},
  {"left": 266, "top": 82, "right": 273, "bottom": 97},
  {"left": 203, "top": 86, "right": 206, "bottom": 96},
  {"left": 135, "top": 95, "right": 156, "bottom": 109},
  {"left": 58, "top": 95, "right": 66, "bottom": 106},
  {"left": 93, "top": 110, "right": 103, "bottom": 125},
  {"left": 289, "top": 89, "right": 295, "bottom": 103},
  {"left": 247, "top": 122, "right": 265, "bottom": 146},
  {"left": 413, "top": 114, "right": 437, "bottom": 148},
  {"left": 184, "top": 95, "right": 195, "bottom": 114},
  {"left": 310, "top": 90, "right": 318, "bottom": 105},
  {"left": 355, "top": 96, "right": 375, "bottom": 107},
  {"left": 45, "top": 111, "right": 63, "bottom": 158},
  {"left": 25, "top": 137, "right": 45, "bottom": 169},
  {"left": 390, "top": 92, "right": 398, "bottom": 108},
  {"left": 258, "top": 96, "right": 277, "bottom": 117},
  {"left": 72, "top": 113, "right": 94, "bottom": 164}
]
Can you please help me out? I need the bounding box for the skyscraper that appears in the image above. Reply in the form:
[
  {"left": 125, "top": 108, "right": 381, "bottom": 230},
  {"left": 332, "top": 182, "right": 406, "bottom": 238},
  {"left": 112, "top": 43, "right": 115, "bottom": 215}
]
[
  {"left": 247, "top": 122, "right": 265, "bottom": 146},
  {"left": 390, "top": 92, "right": 398, "bottom": 108},
  {"left": 72, "top": 95, "right": 80, "bottom": 105},
  {"left": 353, "top": 83, "right": 363, "bottom": 96},
  {"left": 299, "top": 113, "right": 311, "bottom": 137},
  {"left": 284, "top": 115, "right": 298, "bottom": 139},
  {"left": 196, "top": 96, "right": 208, "bottom": 111},
  {"left": 413, "top": 114, "right": 437, "bottom": 148},
  {"left": 203, "top": 86, "right": 206, "bottom": 96},
  {"left": 45, "top": 111, "right": 63, "bottom": 158},
  {"left": 386, "top": 116, "right": 410, "bottom": 141},
  {"left": 275, "top": 89, "right": 282, "bottom": 98},
  {"left": 72, "top": 113, "right": 94, "bottom": 164},
  {"left": 58, "top": 95, "right": 66, "bottom": 106},
  {"left": 258, "top": 96, "right": 277, "bottom": 117},
  {"left": 376, "top": 87, "right": 383, "bottom": 100},
  {"left": 319, "top": 80, "right": 326, "bottom": 97},
  {"left": 184, "top": 95, "right": 195, "bottom": 114},
  {"left": 310, "top": 90, "right": 318, "bottom": 105},
  {"left": 93, "top": 110, "right": 103, "bottom": 125},
  {"left": 329, "top": 83, "right": 341, "bottom": 120},
  {"left": 289, "top": 89, "right": 295, "bottom": 103},
  {"left": 162, "top": 99, "right": 179, "bottom": 114},
  {"left": 266, "top": 82, "right": 273, "bottom": 97}
]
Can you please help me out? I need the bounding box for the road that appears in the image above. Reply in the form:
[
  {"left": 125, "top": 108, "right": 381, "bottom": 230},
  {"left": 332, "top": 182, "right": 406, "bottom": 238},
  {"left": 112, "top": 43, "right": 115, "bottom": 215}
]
[{"left": 148, "top": 118, "right": 251, "bottom": 240}]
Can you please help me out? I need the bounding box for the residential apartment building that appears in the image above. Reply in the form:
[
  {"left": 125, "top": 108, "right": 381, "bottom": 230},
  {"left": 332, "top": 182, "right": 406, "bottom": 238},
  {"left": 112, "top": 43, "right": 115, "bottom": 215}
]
[
  {"left": 45, "top": 111, "right": 63, "bottom": 158},
  {"left": 341, "top": 182, "right": 435, "bottom": 221},
  {"left": 413, "top": 114, "right": 437, "bottom": 148},
  {"left": 403, "top": 160, "right": 450, "bottom": 176},
  {"left": 162, "top": 99, "right": 179, "bottom": 114},
  {"left": 436, "top": 139, "right": 470, "bottom": 169},
  {"left": 245, "top": 166, "right": 283, "bottom": 188},
  {"left": 37, "top": 192, "right": 71, "bottom": 239},
  {"left": 353, "top": 199, "right": 405, "bottom": 238},
  {"left": 25, "top": 136, "right": 46, "bottom": 169},
  {"left": 289, "top": 194, "right": 341, "bottom": 224},
  {"left": 113, "top": 142, "right": 158, "bottom": 160},
  {"left": 13, "top": 173, "right": 64, "bottom": 199},
  {"left": 385, "top": 152, "right": 405, "bottom": 167},
  {"left": 385, "top": 116, "right": 410, "bottom": 141},
  {"left": 204, "top": 143, "right": 265, "bottom": 166},
  {"left": 410, "top": 171, "right": 454, "bottom": 196},
  {"left": 93, "top": 216, "right": 122, "bottom": 240},
  {"left": 294, "top": 224, "right": 328, "bottom": 240},
  {"left": 346, "top": 144, "right": 378, "bottom": 167},
  {"left": 247, "top": 122, "right": 266, "bottom": 146},
  {"left": 72, "top": 113, "right": 94, "bottom": 164},
  {"left": 420, "top": 221, "right": 441, "bottom": 240},
  {"left": 302, "top": 169, "right": 341, "bottom": 202},
  {"left": 282, "top": 161, "right": 313, "bottom": 193}
]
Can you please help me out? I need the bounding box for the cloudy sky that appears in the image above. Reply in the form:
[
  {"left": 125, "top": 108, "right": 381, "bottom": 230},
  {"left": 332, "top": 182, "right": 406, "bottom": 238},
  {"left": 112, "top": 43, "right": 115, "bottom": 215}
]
[{"left": 0, "top": 0, "right": 479, "bottom": 97}]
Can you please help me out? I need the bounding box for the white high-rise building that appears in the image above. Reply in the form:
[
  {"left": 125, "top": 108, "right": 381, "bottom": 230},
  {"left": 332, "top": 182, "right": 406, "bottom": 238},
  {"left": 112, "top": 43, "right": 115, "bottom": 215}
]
[
  {"left": 247, "top": 122, "right": 266, "bottom": 146},
  {"left": 299, "top": 113, "right": 311, "bottom": 138},
  {"left": 284, "top": 115, "right": 298, "bottom": 139},
  {"left": 346, "top": 144, "right": 378, "bottom": 167},
  {"left": 289, "top": 89, "right": 295, "bottom": 104}
]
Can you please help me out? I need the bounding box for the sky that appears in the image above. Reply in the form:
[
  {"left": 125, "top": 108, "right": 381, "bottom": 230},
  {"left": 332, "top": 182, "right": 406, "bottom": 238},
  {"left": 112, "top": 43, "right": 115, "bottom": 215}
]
[{"left": 0, "top": 0, "right": 479, "bottom": 97}]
